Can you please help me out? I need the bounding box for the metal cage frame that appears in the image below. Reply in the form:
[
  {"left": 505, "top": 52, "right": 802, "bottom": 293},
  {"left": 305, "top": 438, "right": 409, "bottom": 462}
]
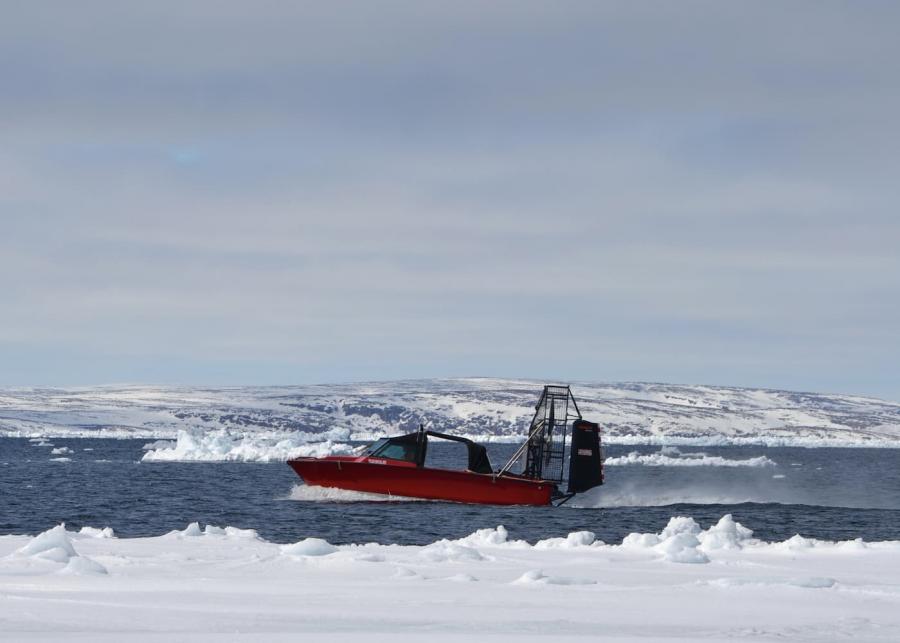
[{"left": 498, "top": 384, "right": 582, "bottom": 483}]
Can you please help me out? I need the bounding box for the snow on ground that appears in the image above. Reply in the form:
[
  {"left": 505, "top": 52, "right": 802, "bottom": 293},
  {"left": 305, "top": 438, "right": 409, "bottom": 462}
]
[
  {"left": 1, "top": 516, "right": 898, "bottom": 641},
  {"left": 3, "top": 378, "right": 900, "bottom": 448}
]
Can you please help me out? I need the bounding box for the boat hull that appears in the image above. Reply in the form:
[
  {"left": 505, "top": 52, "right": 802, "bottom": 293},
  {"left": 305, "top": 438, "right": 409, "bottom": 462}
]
[{"left": 288, "top": 457, "right": 555, "bottom": 506}]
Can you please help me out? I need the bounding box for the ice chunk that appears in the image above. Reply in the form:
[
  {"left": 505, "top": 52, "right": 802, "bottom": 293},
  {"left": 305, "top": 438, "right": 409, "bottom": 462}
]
[
  {"left": 535, "top": 531, "right": 598, "bottom": 549},
  {"left": 698, "top": 514, "right": 755, "bottom": 551},
  {"left": 224, "top": 527, "right": 260, "bottom": 539},
  {"left": 419, "top": 541, "right": 486, "bottom": 562},
  {"left": 621, "top": 517, "right": 710, "bottom": 563},
  {"left": 605, "top": 450, "right": 776, "bottom": 467},
  {"left": 141, "top": 428, "right": 354, "bottom": 463},
  {"left": 511, "top": 569, "right": 595, "bottom": 585},
  {"left": 17, "top": 525, "right": 77, "bottom": 561},
  {"left": 79, "top": 526, "right": 115, "bottom": 539},
  {"left": 60, "top": 556, "right": 108, "bottom": 576},
  {"left": 656, "top": 534, "right": 709, "bottom": 564},
  {"left": 512, "top": 569, "right": 548, "bottom": 584},
  {"left": 281, "top": 538, "right": 339, "bottom": 557},
  {"left": 455, "top": 525, "right": 524, "bottom": 548},
  {"left": 179, "top": 522, "right": 203, "bottom": 538},
  {"left": 778, "top": 534, "right": 817, "bottom": 550}
]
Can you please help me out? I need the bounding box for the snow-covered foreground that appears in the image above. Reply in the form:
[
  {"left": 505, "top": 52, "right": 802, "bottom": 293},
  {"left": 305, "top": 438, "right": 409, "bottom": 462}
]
[{"left": 2, "top": 517, "right": 898, "bottom": 641}]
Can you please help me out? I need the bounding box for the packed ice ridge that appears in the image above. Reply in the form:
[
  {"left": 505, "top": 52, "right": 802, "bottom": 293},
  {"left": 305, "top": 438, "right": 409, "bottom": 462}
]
[{"left": 2, "top": 515, "right": 899, "bottom": 640}]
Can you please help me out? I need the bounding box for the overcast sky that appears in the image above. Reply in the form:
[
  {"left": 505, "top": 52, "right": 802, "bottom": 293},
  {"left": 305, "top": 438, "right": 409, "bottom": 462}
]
[{"left": 2, "top": 1, "right": 899, "bottom": 398}]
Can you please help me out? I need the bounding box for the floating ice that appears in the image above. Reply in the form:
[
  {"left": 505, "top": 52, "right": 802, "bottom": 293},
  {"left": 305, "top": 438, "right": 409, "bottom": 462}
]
[
  {"left": 605, "top": 448, "right": 776, "bottom": 467},
  {"left": 141, "top": 428, "right": 354, "bottom": 462}
]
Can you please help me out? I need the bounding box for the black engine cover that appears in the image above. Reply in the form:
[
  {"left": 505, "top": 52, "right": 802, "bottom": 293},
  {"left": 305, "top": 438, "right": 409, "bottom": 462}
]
[{"left": 566, "top": 419, "right": 604, "bottom": 494}]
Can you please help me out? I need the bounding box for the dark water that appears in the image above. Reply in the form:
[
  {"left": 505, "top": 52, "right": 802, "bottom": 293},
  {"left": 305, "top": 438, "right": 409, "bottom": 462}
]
[{"left": 2, "top": 438, "right": 899, "bottom": 544}]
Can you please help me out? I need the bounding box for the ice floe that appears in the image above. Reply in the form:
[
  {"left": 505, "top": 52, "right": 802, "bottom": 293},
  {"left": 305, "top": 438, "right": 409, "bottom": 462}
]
[
  {"left": 1, "top": 517, "right": 899, "bottom": 640},
  {"left": 604, "top": 447, "right": 776, "bottom": 467},
  {"left": 140, "top": 428, "right": 354, "bottom": 462}
]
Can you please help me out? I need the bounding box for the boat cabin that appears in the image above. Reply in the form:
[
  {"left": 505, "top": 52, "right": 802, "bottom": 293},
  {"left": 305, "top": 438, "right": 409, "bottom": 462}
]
[{"left": 365, "top": 428, "right": 493, "bottom": 474}]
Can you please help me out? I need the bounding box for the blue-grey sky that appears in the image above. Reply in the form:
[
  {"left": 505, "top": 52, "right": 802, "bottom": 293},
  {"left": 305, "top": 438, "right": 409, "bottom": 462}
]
[{"left": 2, "top": 2, "right": 899, "bottom": 399}]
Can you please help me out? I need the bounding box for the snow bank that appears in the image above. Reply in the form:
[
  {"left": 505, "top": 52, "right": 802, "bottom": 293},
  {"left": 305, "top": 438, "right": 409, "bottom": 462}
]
[
  {"left": 605, "top": 447, "right": 776, "bottom": 467},
  {"left": 615, "top": 514, "right": 805, "bottom": 563},
  {"left": 141, "top": 428, "right": 354, "bottom": 462},
  {"left": 2, "top": 517, "right": 900, "bottom": 640}
]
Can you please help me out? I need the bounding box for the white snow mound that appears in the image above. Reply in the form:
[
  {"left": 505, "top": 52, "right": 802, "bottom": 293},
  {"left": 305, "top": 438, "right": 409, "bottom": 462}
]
[
  {"left": 141, "top": 428, "right": 354, "bottom": 462},
  {"left": 281, "top": 538, "right": 339, "bottom": 557},
  {"left": 13, "top": 524, "right": 108, "bottom": 574}
]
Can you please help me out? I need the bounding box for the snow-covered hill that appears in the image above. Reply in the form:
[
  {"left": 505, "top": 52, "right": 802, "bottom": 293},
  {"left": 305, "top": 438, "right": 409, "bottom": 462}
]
[{"left": 2, "top": 378, "right": 899, "bottom": 448}]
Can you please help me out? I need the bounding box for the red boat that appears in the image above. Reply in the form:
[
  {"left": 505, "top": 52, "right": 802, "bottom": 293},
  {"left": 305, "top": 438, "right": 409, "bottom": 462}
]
[{"left": 288, "top": 385, "right": 604, "bottom": 506}]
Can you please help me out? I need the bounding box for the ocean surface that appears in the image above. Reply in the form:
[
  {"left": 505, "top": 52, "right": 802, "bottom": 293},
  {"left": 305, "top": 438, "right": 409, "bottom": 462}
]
[{"left": 2, "top": 438, "right": 899, "bottom": 544}]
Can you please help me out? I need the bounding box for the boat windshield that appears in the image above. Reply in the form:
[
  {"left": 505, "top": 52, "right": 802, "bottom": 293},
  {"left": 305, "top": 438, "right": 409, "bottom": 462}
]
[
  {"left": 370, "top": 439, "right": 418, "bottom": 463},
  {"left": 364, "top": 438, "right": 389, "bottom": 455}
]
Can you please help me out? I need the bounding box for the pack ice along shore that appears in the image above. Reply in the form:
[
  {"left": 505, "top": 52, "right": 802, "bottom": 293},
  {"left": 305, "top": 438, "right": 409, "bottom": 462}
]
[
  {"left": 2, "top": 516, "right": 898, "bottom": 642},
  {"left": 2, "top": 378, "right": 899, "bottom": 451}
]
